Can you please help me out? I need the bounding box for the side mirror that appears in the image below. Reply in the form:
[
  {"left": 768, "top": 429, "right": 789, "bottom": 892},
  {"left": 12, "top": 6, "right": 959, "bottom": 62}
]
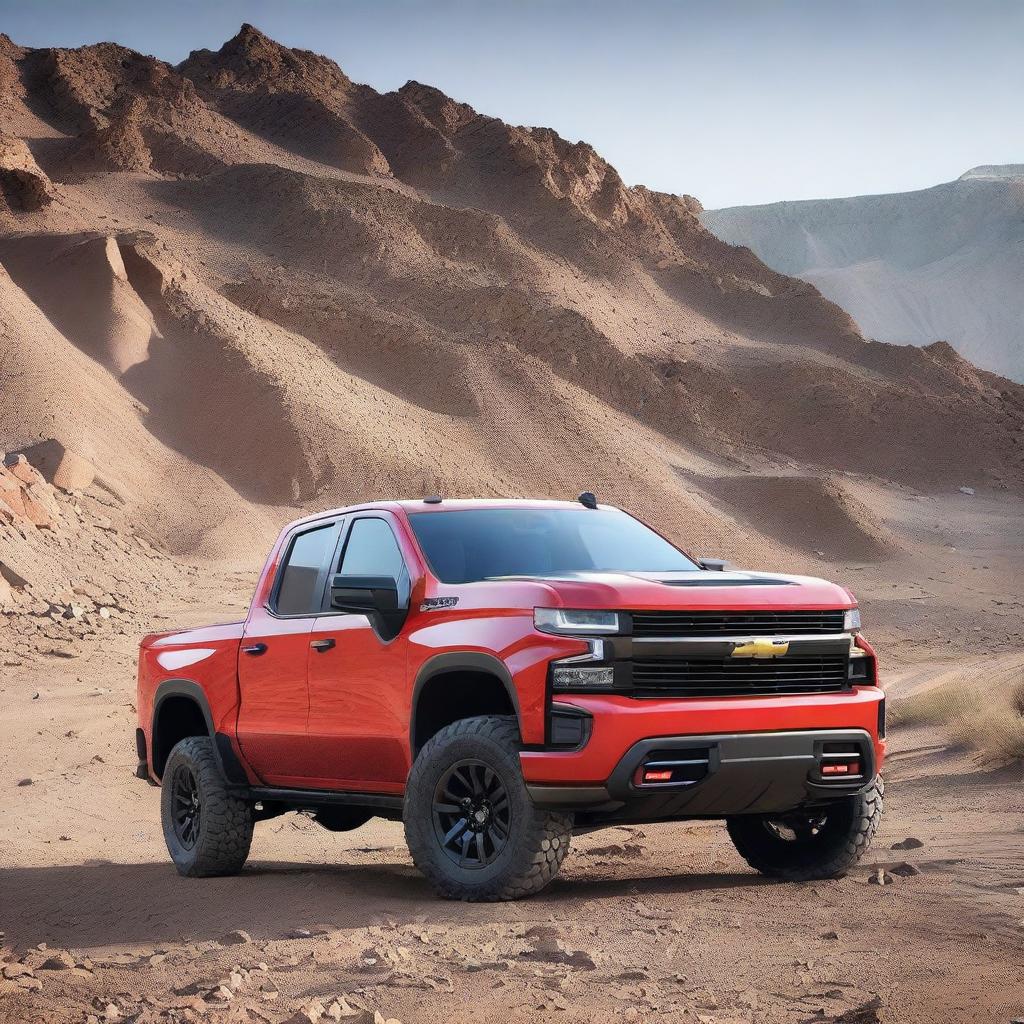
[
  {"left": 700, "top": 558, "right": 729, "bottom": 571},
  {"left": 330, "top": 574, "right": 408, "bottom": 638}
]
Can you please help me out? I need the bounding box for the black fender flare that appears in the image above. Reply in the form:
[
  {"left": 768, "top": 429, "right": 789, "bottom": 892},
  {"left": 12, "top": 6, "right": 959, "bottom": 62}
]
[
  {"left": 151, "top": 679, "right": 248, "bottom": 784},
  {"left": 410, "top": 652, "right": 522, "bottom": 755}
]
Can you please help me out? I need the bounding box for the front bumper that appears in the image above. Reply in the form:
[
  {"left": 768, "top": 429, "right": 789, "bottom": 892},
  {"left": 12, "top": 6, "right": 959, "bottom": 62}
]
[
  {"left": 520, "top": 687, "right": 885, "bottom": 819},
  {"left": 527, "top": 727, "right": 877, "bottom": 819}
]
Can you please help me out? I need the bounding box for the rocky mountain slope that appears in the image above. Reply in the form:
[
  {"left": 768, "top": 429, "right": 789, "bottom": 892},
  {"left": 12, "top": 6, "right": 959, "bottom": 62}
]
[
  {"left": 702, "top": 167, "right": 1024, "bottom": 383},
  {"left": 1, "top": 24, "right": 1023, "bottom": 618}
]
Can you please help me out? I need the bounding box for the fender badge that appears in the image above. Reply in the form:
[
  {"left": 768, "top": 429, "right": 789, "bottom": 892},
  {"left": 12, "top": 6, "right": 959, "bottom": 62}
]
[
  {"left": 420, "top": 597, "right": 459, "bottom": 612},
  {"left": 731, "top": 637, "right": 790, "bottom": 659}
]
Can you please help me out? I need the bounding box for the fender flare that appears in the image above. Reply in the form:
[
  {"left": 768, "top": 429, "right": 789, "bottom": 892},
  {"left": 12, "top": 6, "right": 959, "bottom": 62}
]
[
  {"left": 151, "top": 679, "right": 248, "bottom": 784},
  {"left": 410, "top": 652, "right": 522, "bottom": 755}
]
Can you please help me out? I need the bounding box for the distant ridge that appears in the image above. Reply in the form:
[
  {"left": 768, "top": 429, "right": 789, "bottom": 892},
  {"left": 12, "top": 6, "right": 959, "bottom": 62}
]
[
  {"left": 959, "top": 164, "right": 1024, "bottom": 180},
  {"left": 704, "top": 166, "right": 1024, "bottom": 382}
]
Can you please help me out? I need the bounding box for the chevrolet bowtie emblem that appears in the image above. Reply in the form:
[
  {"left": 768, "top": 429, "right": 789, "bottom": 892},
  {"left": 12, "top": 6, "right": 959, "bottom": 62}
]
[{"left": 731, "top": 637, "right": 790, "bottom": 659}]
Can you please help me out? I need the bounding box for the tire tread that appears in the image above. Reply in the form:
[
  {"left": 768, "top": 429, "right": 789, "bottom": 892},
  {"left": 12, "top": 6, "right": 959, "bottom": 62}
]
[
  {"left": 161, "top": 736, "right": 253, "bottom": 878},
  {"left": 404, "top": 715, "right": 572, "bottom": 901}
]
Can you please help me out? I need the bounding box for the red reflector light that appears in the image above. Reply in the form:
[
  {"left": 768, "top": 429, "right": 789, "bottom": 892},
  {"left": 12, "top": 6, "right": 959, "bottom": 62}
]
[
  {"left": 822, "top": 760, "right": 860, "bottom": 776},
  {"left": 643, "top": 769, "right": 673, "bottom": 783}
]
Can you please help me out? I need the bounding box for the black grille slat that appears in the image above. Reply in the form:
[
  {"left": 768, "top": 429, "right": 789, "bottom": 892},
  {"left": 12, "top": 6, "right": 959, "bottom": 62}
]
[
  {"left": 631, "top": 655, "right": 849, "bottom": 698},
  {"left": 630, "top": 609, "right": 845, "bottom": 638}
]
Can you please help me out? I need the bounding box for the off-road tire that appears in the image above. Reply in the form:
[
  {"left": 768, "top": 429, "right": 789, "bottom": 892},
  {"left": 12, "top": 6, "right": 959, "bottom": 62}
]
[
  {"left": 161, "top": 736, "right": 254, "bottom": 877},
  {"left": 726, "top": 776, "right": 884, "bottom": 881},
  {"left": 404, "top": 715, "right": 573, "bottom": 901}
]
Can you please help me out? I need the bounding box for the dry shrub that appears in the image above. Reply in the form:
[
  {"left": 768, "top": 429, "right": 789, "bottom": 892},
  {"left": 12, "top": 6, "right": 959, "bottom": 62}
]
[
  {"left": 890, "top": 675, "right": 1024, "bottom": 761},
  {"left": 1010, "top": 679, "right": 1024, "bottom": 718},
  {"left": 887, "top": 682, "right": 976, "bottom": 729},
  {"left": 946, "top": 704, "right": 1024, "bottom": 761}
]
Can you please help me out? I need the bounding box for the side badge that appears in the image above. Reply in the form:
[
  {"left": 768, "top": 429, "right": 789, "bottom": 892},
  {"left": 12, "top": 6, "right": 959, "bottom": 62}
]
[{"left": 420, "top": 596, "right": 459, "bottom": 612}]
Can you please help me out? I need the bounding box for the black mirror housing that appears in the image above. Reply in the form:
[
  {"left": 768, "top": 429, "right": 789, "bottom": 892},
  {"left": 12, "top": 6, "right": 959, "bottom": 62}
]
[
  {"left": 330, "top": 574, "right": 407, "bottom": 638},
  {"left": 330, "top": 574, "right": 399, "bottom": 612}
]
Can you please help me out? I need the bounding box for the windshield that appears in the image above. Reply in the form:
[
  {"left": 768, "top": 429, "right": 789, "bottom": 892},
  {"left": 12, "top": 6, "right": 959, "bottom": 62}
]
[{"left": 408, "top": 507, "right": 699, "bottom": 584}]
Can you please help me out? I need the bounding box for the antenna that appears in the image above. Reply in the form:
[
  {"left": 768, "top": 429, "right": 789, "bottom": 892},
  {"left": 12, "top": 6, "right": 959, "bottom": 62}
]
[{"left": 578, "top": 491, "right": 598, "bottom": 509}]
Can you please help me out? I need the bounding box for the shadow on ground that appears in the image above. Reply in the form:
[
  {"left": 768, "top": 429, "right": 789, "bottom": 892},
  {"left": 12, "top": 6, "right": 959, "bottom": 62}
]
[{"left": 0, "top": 858, "right": 770, "bottom": 949}]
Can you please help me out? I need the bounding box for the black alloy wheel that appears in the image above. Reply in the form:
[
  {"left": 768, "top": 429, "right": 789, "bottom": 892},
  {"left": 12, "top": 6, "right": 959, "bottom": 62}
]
[
  {"left": 171, "top": 763, "right": 202, "bottom": 849},
  {"left": 432, "top": 758, "right": 511, "bottom": 868}
]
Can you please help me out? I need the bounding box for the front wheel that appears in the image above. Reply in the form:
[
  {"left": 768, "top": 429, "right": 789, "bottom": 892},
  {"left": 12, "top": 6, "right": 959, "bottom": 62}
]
[
  {"left": 161, "top": 736, "right": 254, "bottom": 877},
  {"left": 403, "top": 716, "right": 573, "bottom": 901},
  {"left": 726, "top": 777, "right": 883, "bottom": 881}
]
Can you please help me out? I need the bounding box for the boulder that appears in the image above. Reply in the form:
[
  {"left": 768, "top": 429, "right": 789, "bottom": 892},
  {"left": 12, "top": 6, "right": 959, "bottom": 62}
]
[{"left": 13, "top": 440, "right": 96, "bottom": 492}]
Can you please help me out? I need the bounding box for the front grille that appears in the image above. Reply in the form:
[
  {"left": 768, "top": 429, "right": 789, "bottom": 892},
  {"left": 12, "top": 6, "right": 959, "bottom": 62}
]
[
  {"left": 630, "top": 609, "right": 845, "bottom": 638},
  {"left": 631, "top": 655, "right": 850, "bottom": 698}
]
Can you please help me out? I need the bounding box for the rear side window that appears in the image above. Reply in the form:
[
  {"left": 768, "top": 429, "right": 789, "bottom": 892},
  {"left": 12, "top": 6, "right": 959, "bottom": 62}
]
[
  {"left": 275, "top": 524, "right": 335, "bottom": 615},
  {"left": 340, "top": 518, "right": 405, "bottom": 578}
]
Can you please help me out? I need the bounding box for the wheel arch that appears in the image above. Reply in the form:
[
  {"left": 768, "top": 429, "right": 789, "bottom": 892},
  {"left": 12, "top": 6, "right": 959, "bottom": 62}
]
[
  {"left": 151, "top": 680, "right": 247, "bottom": 783},
  {"left": 410, "top": 653, "right": 522, "bottom": 758}
]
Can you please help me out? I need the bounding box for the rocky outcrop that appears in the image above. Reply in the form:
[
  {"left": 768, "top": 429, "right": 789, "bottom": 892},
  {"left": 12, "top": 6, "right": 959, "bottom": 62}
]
[
  {"left": 0, "top": 132, "right": 53, "bottom": 210},
  {"left": 0, "top": 454, "right": 61, "bottom": 530}
]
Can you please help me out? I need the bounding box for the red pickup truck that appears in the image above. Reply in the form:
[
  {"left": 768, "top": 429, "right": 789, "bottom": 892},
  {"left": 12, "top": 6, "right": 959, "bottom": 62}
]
[{"left": 136, "top": 496, "right": 885, "bottom": 901}]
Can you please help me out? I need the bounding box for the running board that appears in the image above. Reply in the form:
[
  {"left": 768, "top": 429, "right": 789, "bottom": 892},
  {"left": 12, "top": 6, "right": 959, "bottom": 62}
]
[{"left": 247, "top": 786, "right": 404, "bottom": 813}]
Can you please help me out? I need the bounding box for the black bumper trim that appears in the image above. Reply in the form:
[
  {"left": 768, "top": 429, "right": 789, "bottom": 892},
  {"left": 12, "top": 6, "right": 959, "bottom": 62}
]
[{"left": 528, "top": 728, "right": 877, "bottom": 819}]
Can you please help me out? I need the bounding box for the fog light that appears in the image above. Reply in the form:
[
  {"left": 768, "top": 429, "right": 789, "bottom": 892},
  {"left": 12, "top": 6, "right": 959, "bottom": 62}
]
[
  {"left": 643, "top": 769, "right": 674, "bottom": 783},
  {"left": 550, "top": 665, "right": 615, "bottom": 690}
]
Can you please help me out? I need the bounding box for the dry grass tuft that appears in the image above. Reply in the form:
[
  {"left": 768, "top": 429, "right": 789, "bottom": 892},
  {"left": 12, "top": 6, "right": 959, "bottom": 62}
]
[
  {"left": 890, "top": 674, "right": 1024, "bottom": 761},
  {"left": 887, "top": 683, "right": 975, "bottom": 729}
]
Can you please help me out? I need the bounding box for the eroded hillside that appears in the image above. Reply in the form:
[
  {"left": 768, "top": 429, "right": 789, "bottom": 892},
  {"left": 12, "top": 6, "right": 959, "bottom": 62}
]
[{"left": 1, "top": 24, "right": 1023, "bottom": 605}]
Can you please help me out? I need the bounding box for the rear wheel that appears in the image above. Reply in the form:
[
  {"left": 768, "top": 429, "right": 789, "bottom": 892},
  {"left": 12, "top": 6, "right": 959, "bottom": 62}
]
[
  {"left": 161, "top": 736, "right": 254, "bottom": 877},
  {"left": 404, "top": 715, "right": 573, "bottom": 901},
  {"left": 726, "top": 777, "right": 883, "bottom": 881}
]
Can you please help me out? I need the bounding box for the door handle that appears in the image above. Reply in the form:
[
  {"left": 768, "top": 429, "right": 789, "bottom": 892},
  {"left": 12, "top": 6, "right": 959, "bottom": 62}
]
[
  {"left": 241, "top": 643, "right": 267, "bottom": 656},
  {"left": 310, "top": 638, "right": 336, "bottom": 652}
]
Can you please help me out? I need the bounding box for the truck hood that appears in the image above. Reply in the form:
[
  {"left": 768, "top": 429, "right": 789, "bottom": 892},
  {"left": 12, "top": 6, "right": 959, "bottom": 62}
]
[{"left": 483, "top": 569, "right": 855, "bottom": 610}]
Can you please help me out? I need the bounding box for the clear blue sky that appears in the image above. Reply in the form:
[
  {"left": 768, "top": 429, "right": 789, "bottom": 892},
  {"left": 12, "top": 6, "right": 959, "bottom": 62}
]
[{"left": 2, "top": 0, "right": 1020, "bottom": 208}]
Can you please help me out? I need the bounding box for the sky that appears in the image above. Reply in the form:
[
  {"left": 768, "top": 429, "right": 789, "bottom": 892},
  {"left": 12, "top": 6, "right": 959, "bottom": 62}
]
[{"left": 1, "top": 0, "right": 1021, "bottom": 208}]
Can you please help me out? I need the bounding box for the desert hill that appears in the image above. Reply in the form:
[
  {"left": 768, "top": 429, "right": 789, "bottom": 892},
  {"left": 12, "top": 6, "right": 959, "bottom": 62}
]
[
  {"left": 702, "top": 168, "right": 1024, "bottom": 383},
  {"left": 1, "top": 23, "right": 1023, "bottom": 622}
]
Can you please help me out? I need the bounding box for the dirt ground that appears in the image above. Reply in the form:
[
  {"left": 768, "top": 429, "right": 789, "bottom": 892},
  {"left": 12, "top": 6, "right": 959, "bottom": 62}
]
[{"left": 3, "top": 495, "right": 1024, "bottom": 1024}]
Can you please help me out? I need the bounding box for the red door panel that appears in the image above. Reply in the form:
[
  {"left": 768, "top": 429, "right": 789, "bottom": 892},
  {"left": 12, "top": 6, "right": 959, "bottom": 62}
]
[
  {"left": 236, "top": 606, "right": 315, "bottom": 786},
  {"left": 236, "top": 518, "right": 342, "bottom": 786},
  {"left": 305, "top": 614, "right": 409, "bottom": 790},
  {"left": 303, "top": 512, "right": 417, "bottom": 792}
]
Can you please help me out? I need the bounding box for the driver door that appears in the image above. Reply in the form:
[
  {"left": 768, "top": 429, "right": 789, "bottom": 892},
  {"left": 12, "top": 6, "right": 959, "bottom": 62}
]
[{"left": 305, "top": 514, "right": 413, "bottom": 790}]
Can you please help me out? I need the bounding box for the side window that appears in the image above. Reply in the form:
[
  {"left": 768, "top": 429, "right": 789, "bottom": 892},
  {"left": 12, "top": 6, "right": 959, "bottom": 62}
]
[
  {"left": 275, "top": 524, "right": 335, "bottom": 615},
  {"left": 340, "top": 518, "right": 405, "bottom": 579}
]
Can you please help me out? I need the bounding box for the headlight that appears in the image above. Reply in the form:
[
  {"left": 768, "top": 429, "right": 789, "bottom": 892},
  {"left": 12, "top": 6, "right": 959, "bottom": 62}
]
[
  {"left": 844, "top": 608, "right": 861, "bottom": 633},
  {"left": 534, "top": 608, "right": 621, "bottom": 635}
]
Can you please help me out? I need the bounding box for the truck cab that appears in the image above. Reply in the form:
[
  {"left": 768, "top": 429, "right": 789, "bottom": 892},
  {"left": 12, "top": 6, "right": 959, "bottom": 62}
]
[{"left": 137, "top": 497, "right": 884, "bottom": 900}]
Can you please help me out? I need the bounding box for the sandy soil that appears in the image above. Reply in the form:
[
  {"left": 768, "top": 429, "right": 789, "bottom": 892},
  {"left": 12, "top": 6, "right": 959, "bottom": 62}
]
[{"left": 2, "top": 482, "right": 1023, "bottom": 1024}]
